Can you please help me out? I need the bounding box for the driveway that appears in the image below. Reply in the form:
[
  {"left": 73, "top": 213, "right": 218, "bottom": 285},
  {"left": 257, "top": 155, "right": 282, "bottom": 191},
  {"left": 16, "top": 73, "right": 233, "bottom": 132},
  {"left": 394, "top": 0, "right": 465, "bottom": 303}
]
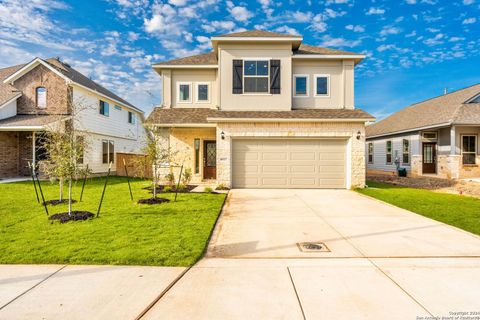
[{"left": 1, "top": 190, "right": 480, "bottom": 319}]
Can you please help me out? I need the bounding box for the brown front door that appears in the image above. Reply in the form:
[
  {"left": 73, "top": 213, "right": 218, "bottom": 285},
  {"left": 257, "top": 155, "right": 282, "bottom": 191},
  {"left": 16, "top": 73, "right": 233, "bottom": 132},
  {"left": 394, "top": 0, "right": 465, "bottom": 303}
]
[
  {"left": 203, "top": 141, "right": 216, "bottom": 179},
  {"left": 422, "top": 142, "right": 436, "bottom": 174}
]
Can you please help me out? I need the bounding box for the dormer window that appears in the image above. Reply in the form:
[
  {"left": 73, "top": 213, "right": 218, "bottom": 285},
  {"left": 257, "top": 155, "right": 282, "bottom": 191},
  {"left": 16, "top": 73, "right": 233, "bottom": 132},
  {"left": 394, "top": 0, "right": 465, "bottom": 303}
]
[
  {"left": 99, "top": 100, "right": 109, "bottom": 116},
  {"left": 243, "top": 60, "right": 269, "bottom": 93},
  {"left": 36, "top": 87, "right": 47, "bottom": 109}
]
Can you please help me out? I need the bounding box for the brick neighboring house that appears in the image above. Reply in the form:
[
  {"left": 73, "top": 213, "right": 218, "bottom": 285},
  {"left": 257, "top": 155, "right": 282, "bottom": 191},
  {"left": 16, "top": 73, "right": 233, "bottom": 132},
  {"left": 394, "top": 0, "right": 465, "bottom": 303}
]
[
  {"left": 0, "top": 57, "right": 146, "bottom": 179},
  {"left": 146, "top": 30, "right": 375, "bottom": 189},
  {"left": 366, "top": 84, "right": 480, "bottom": 179}
]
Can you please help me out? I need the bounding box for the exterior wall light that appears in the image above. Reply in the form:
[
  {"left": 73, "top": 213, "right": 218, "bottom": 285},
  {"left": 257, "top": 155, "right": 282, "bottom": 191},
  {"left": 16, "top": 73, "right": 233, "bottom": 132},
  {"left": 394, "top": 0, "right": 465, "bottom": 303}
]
[
  {"left": 221, "top": 131, "right": 225, "bottom": 140},
  {"left": 356, "top": 131, "right": 361, "bottom": 140}
]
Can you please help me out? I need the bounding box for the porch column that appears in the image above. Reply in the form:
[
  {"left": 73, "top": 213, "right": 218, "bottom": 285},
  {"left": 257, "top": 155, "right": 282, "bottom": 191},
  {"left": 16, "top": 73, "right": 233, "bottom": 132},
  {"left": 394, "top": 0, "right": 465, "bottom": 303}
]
[
  {"left": 450, "top": 125, "right": 456, "bottom": 155},
  {"left": 32, "top": 131, "right": 36, "bottom": 168}
]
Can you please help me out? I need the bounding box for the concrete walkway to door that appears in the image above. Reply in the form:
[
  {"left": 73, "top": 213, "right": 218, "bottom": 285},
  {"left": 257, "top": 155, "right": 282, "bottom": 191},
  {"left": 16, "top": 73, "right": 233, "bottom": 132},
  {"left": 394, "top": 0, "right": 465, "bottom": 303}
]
[{"left": 142, "top": 189, "right": 480, "bottom": 319}]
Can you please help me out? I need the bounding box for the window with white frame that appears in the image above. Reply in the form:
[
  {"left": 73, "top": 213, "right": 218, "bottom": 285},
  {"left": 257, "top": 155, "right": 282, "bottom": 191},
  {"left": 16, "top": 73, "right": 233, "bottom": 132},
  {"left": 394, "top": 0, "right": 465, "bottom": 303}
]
[
  {"left": 368, "top": 143, "right": 373, "bottom": 164},
  {"left": 99, "top": 100, "right": 109, "bottom": 116},
  {"left": 128, "top": 111, "right": 135, "bottom": 124},
  {"left": 386, "top": 140, "right": 392, "bottom": 164},
  {"left": 36, "top": 87, "right": 47, "bottom": 109},
  {"left": 102, "top": 140, "right": 114, "bottom": 164},
  {"left": 243, "top": 60, "right": 269, "bottom": 93},
  {"left": 293, "top": 75, "right": 308, "bottom": 97},
  {"left": 314, "top": 74, "right": 330, "bottom": 97},
  {"left": 462, "top": 135, "right": 477, "bottom": 165},
  {"left": 402, "top": 139, "right": 410, "bottom": 164},
  {"left": 196, "top": 83, "right": 210, "bottom": 103},
  {"left": 177, "top": 82, "right": 191, "bottom": 103}
]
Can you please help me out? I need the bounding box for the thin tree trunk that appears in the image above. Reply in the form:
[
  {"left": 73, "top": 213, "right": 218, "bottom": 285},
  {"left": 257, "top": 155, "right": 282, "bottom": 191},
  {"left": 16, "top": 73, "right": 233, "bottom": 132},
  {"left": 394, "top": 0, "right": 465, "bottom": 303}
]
[
  {"left": 153, "top": 164, "right": 157, "bottom": 199},
  {"left": 68, "top": 178, "right": 73, "bottom": 216},
  {"left": 59, "top": 179, "right": 63, "bottom": 201}
]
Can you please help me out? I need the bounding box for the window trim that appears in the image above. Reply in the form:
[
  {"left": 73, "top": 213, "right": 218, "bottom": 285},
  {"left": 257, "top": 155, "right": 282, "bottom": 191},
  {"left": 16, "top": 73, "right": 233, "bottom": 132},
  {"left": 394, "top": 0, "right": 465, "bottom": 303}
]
[
  {"left": 195, "top": 82, "right": 210, "bottom": 103},
  {"left": 99, "top": 100, "right": 109, "bottom": 117},
  {"left": 313, "top": 74, "right": 331, "bottom": 98},
  {"left": 242, "top": 58, "right": 270, "bottom": 95},
  {"left": 461, "top": 134, "right": 477, "bottom": 165},
  {"left": 293, "top": 74, "right": 309, "bottom": 98},
  {"left": 36, "top": 87, "right": 47, "bottom": 109},
  {"left": 402, "top": 138, "right": 410, "bottom": 164},
  {"left": 177, "top": 82, "right": 192, "bottom": 103},
  {"left": 386, "top": 140, "right": 393, "bottom": 164},
  {"left": 368, "top": 142, "right": 374, "bottom": 164},
  {"left": 102, "top": 139, "right": 115, "bottom": 164}
]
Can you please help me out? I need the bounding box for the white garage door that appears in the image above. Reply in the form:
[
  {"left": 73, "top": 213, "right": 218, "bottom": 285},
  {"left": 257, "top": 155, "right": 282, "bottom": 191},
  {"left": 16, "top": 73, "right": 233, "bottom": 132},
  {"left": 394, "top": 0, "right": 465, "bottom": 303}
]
[{"left": 232, "top": 139, "right": 347, "bottom": 189}]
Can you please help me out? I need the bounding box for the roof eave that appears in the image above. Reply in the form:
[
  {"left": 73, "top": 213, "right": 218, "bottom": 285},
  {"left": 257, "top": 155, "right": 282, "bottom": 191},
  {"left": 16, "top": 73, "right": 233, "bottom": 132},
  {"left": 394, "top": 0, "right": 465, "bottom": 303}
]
[
  {"left": 152, "top": 64, "right": 218, "bottom": 69},
  {"left": 0, "top": 93, "right": 22, "bottom": 109},
  {"left": 0, "top": 125, "right": 46, "bottom": 131},
  {"left": 292, "top": 54, "right": 365, "bottom": 64},
  {"left": 207, "top": 117, "right": 375, "bottom": 123},
  {"left": 366, "top": 122, "right": 452, "bottom": 139},
  {"left": 148, "top": 123, "right": 215, "bottom": 128},
  {"left": 3, "top": 58, "right": 68, "bottom": 84}
]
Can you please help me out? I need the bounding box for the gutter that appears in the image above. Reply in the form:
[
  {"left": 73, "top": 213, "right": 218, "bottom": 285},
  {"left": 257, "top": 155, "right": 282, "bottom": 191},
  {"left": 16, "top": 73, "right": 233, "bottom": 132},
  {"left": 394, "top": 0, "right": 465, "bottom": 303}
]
[
  {"left": 0, "top": 93, "right": 22, "bottom": 109},
  {"left": 366, "top": 122, "right": 451, "bottom": 139},
  {"left": 207, "top": 117, "right": 375, "bottom": 123},
  {"left": 0, "top": 126, "right": 45, "bottom": 131}
]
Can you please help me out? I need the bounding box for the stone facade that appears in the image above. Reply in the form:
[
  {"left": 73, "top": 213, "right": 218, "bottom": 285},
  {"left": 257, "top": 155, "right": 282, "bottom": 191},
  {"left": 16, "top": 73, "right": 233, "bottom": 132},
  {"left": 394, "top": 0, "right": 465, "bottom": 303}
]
[
  {"left": 0, "top": 132, "right": 19, "bottom": 178},
  {"left": 14, "top": 64, "right": 70, "bottom": 115},
  {"left": 216, "top": 121, "right": 366, "bottom": 189}
]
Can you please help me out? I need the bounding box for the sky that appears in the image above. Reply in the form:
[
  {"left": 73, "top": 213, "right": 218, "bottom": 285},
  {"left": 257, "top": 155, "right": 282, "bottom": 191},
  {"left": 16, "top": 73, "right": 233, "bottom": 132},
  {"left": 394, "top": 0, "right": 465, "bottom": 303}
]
[{"left": 0, "top": 0, "right": 479, "bottom": 119}]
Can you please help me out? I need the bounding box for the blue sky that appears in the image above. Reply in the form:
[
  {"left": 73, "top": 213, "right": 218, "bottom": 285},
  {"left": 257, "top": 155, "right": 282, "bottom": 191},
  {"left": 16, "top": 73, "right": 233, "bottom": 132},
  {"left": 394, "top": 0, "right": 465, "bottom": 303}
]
[{"left": 0, "top": 0, "right": 479, "bottom": 118}]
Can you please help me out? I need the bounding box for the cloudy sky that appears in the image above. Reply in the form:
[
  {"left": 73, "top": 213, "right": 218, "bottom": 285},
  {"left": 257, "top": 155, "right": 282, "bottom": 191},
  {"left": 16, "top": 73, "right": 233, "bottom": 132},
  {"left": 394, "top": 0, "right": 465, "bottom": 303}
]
[{"left": 0, "top": 0, "right": 479, "bottom": 118}]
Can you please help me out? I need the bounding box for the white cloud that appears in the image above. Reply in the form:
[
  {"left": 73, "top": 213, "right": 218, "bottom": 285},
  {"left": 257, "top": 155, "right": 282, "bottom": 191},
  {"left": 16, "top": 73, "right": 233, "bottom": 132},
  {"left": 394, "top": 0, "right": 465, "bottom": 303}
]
[
  {"left": 462, "top": 17, "right": 476, "bottom": 24},
  {"left": 345, "top": 25, "right": 365, "bottom": 32},
  {"left": 463, "top": 0, "right": 474, "bottom": 4},
  {"left": 449, "top": 36, "right": 465, "bottom": 42},
  {"left": 201, "top": 20, "right": 236, "bottom": 33},
  {"left": 168, "top": 0, "right": 187, "bottom": 6},
  {"left": 366, "top": 7, "right": 385, "bottom": 15},
  {"left": 275, "top": 25, "right": 299, "bottom": 35},
  {"left": 423, "top": 33, "right": 444, "bottom": 46},
  {"left": 380, "top": 26, "right": 401, "bottom": 36},
  {"left": 405, "top": 0, "right": 416, "bottom": 4},
  {"left": 319, "top": 35, "right": 361, "bottom": 47},
  {"left": 228, "top": 5, "right": 253, "bottom": 22}
]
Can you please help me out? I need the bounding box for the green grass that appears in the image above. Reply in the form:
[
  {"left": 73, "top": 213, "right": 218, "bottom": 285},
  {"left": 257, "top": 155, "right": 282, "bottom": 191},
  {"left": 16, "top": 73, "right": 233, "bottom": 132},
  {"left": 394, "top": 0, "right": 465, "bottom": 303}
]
[
  {"left": 0, "top": 177, "right": 226, "bottom": 266},
  {"left": 356, "top": 181, "right": 480, "bottom": 236}
]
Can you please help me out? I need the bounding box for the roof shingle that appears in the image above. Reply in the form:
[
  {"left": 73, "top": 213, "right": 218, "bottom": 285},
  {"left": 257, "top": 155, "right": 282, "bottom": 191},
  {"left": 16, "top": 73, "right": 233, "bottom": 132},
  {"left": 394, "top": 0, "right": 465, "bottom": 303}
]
[
  {"left": 0, "top": 114, "right": 67, "bottom": 128},
  {"left": 0, "top": 64, "right": 25, "bottom": 106}
]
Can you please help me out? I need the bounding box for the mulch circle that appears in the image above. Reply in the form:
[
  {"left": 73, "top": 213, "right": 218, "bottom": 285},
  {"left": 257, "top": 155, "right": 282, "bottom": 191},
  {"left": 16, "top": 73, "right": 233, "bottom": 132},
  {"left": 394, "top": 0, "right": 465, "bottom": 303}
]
[
  {"left": 43, "top": 199, "right": 77, "bottom": 206},
  {"left": 144, "top": 185, "right": 198, "bottom": 193},
  {"left": 48, "top": 211, "right": 95, "bottom": 223},
  {"left": 215, "top": 186, "right": 230, "bottom": 191},
  {"left": 137, "top": 198, "right": 171, "bottom": 205}
]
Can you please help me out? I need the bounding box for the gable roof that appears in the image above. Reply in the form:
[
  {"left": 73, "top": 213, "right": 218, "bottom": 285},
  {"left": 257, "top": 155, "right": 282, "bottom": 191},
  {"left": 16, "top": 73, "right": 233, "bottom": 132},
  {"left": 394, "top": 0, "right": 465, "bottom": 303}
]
[
  {"left": 153, "top": 52, "right": 217, "bottom": 66},
  {"left": 3, "top": 58, "right": 143, "bottom": 114},
  {"left": 215, "top": 30, "right": 301, "bottom": 38},
  {"left": 366, "top": 83, "right": 480, "bottom": 138},
  {"left": 294, "top": 44, "right": 361, "bottom": 56},
  {"left": 0, "top": 64, "right": 25, "bottom": 107}
]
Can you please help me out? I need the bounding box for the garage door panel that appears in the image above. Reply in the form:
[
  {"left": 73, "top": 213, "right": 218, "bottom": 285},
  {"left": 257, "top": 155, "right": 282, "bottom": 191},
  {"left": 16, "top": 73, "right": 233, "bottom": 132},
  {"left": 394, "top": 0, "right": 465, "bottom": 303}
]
[{"left": 232, "top": 139, "right": 346, "bottom": 189}]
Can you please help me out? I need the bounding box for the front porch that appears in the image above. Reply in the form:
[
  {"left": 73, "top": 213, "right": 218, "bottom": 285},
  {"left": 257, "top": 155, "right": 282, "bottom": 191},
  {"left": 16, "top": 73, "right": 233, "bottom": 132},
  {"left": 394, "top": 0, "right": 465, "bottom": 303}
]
[{"left": 0, "top": 130, "right": 42, "bottom": 179}]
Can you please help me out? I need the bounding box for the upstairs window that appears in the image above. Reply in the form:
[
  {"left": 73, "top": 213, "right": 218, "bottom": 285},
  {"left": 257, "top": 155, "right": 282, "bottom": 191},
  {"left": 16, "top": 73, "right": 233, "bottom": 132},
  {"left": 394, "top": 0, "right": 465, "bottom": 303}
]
[
  {"left": 36, "top": 87, "right": 47, "bottom": 109},
  {"left": 128, "top": 111, "right": 136, "bottom": 124},
  {"left": 196, "top": 83, "right": 209, "bottom": 102},
  {"left": 386, "top": 140, "right": 392, "bottom": 164},
  {"left": 99, "top": 100, "right": 109, "bottom": 116},
  {"left": 243, "top": 60, "right": 269, "bottom": 93},
  {"left": 177, "top": 82, "right": 191, "bottom": 103},
  {"left": 402, "top": 139, "right": 410, "bottom": 164},
  {"left": 293, "top": 75, "right": 308, "bottom": 97},
  {"left": 314, "top": 74, "right": 330, "bottom": 97},
  {"left": 368, "top": 143, "right": 373, "bottom": 164},
  {"left": 462, "top": 135, "right": 477, "bottom": 165}
]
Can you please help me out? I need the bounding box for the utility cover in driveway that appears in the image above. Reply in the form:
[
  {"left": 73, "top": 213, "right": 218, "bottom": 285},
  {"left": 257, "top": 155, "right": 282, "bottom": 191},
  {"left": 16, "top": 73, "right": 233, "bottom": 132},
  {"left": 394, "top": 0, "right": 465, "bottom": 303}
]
[{"left": 232, "top": 138, "right": 347, "bottom": 188}]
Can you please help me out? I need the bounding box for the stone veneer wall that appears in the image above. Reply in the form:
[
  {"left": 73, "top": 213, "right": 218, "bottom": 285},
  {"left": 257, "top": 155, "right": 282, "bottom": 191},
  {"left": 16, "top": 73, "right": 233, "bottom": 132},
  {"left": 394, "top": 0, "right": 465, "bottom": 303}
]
[
  {"left": 15, "top": 64, "right": 69, "bottom": 115},
  {"left": 0, "top": 132, "right": 19, "bottom": 178},
  {"left": 216, "top": 121, "right": 366, "bottom": 189}
]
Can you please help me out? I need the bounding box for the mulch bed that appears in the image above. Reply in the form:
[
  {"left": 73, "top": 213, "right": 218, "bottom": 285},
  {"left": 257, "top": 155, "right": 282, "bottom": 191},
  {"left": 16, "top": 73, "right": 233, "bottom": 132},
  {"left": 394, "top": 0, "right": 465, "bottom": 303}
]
[
  {"left": 367, "top": 174, "right": 455, "bottom": 190},
  {"left": 48, "top": 211, "right": 95, "bottom": 223},
  {"left": 215, "top": 186, "right": 230, "bottom": 191},
  {"left": 138, "top": 198, "right": 171, "bottom": 205},
  {"left": 144, "top": 185, "right": 198, "bottom": 193},
  {"left": 43, "top": 199, "right": 77, "bottom": 206}
]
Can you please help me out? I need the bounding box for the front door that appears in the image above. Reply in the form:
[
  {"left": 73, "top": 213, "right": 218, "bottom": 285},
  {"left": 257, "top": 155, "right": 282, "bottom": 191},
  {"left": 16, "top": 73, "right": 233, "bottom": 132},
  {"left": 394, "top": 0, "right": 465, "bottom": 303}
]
[
  {"left": 203, "top": 141, "right": 216, "bottom": 179},
  {"left": 422, "top": 142, "right": 436, "bottom": 174}
]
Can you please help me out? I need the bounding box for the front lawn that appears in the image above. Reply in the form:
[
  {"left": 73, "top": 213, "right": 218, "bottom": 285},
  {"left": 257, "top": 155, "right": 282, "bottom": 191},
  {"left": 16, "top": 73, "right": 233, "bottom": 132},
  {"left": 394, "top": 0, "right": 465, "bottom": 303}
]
[
  {"left": 0, "top": 177, "right": 226, "bottom": 266},
  {"left": 356, "top": 181, "right": 480, "bottom": 236}
]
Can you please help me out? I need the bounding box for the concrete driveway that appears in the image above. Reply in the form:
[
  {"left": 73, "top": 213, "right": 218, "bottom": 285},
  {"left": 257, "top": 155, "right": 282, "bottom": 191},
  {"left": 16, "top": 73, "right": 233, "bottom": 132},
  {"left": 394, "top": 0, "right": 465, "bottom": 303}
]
[{"left": 1, "top": 189, "right": 480, "bottom": 319}]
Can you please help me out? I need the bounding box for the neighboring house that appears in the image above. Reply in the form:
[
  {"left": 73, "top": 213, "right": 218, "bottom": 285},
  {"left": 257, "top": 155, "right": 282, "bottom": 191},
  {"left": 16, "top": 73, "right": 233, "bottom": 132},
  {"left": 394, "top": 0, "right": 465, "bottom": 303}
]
[
  {"left": 0, "top": 57, "right": 146, "bottom": 179},
  {"left": 366, "top": 84, "right": 480, "bottom": 179},
  {"left": 146, "top": 30, "right": 374, "bottom": 189}
]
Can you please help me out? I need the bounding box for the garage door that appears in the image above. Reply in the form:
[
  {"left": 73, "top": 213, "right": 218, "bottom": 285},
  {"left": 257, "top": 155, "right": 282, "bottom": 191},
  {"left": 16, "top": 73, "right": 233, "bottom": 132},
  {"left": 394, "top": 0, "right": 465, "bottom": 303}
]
[{"left": 232, "top": 139, "right": 347, "bottom": 189}]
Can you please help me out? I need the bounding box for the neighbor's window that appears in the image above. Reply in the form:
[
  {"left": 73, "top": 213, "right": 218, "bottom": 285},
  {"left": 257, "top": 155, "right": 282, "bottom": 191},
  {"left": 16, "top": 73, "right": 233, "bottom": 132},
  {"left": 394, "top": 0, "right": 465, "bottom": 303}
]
[
  {"left": 194, "top": 138, "right": 200, "bottom": 174},
  {"left": 368, "top": 143, "right": 373, "bottom": 164},
  {"left": 76, "top": 136, "right": 84, "bottom": 164},
  {"left": 99, "top": 100, "right": 109, "bottom": 116},
  {"left": 402, "top": 139, "right": 410, "bottom": 164},
  {"left": 102, "top": 140, "right": 114, "bottom": 164},
  {"left": 386, "top": 140, "right": 392, "bottom": 164},
  {"left": 314, "top": 74, "right": 329, "bottom": 96},
  {"left": 197, "top": 83, "right": 209, "bottom": 102},
  {"left": 178, "top": 83, "right": 191, "bottom": 103},
  {"left": 293, "top": 75, "right": 308, "bottom": 97},
  {"left": 128, "top": 111, "right": 135, "bottom": 124},
  {"left": 36, "top": 87, "right": 47, "bottom": 109},
  {"left": 462, "top": 135, "right": 477, "bottom": 165},
  {"left": 244, "top": 60, "right": 269, "bottom": 93}
]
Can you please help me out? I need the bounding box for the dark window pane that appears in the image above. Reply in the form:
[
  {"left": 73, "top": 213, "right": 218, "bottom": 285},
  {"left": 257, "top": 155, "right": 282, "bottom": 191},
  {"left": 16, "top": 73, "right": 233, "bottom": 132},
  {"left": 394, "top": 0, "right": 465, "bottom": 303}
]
[
  {"left": 179, "top": 84, "right": 190, "bottom": 101},
  {"left": 194, "top": 138, "right": 200, "bottom": 174},
  {"left": 244, "top": 61, "right": 256, "bottom": 75},
  {"left": 102, "top": 141, "right": 108, "bottom": 164},
  {"left": 463, "top": 136, "right": 476, "bottom": 152},
  {"left": 386, "top": 154, "right": 392, "bottom": 163},
  {"left": 316, "top": 77, "right": 328, "bottom": 95},
  {"left": 257, "top": 61, "right": 268, "bottom": 76},
  {"left": 463, "top": 154, "right": 476, "bottom": 165},
  {"left": 295, "top": 77, "right": 307, "bottom": 95},
  {"left": 198, "top": 84, "right": 208, "bottom": 101},
  {"left": 109, "top": 141, "right": 114, "bottom": 164},
  {"left": 368, "top": 154, "right": 373, "bottom": 163},
  {"left": 403, "top": 153, "right": 409, "bottom": 164},
  {"left": 244, "top": 77, "right": 269, "bottom": 93},
  {"left": 206, "top": 142, "right": 216, "bottom": 167}
]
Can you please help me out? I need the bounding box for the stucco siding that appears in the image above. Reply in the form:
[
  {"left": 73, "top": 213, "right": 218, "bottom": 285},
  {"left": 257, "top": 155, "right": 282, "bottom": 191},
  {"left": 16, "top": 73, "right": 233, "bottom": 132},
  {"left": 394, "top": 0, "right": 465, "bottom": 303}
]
[{"left": 168, "top": 69, "right": 218, "bottom": 108}]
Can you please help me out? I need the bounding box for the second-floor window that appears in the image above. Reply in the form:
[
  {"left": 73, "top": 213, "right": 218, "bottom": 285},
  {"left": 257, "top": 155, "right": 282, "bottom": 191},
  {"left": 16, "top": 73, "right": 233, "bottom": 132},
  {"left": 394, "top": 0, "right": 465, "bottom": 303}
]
[
  {"left": 128, "top": 111, "right": 136, "bottom": 124},
  {"left": 99, "top": 100, "right": 109, "bottom": 116},
  {"left": 315, "top": 74, "right": 330, "bottom": 97},
  {"left": 386, "top": 140, "right": 392, "bottom": 164},
  {"left": 243, "top": 60, "right": 269, "bottom": 93},
  {"left": 196, "top": 83, "right": 209, "bottom": 103},
  {"left": 178, "top": 82, "right": 192, "bottom": 103},
  {"left": 293, "top": 75, "right": 308, "bottom": 97},
  {"left": 36, "top": 87, "right": 47, "bottom": 109}
]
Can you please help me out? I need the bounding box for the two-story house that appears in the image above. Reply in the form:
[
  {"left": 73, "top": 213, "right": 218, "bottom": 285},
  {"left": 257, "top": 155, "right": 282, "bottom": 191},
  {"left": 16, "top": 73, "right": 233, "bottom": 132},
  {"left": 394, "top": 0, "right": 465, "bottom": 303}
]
[
  {"left": 0, "top": 57, "right": 146, "bottom": 179},
  {"left": 146, "top": 30, "right": 374, "bottom": 189}
]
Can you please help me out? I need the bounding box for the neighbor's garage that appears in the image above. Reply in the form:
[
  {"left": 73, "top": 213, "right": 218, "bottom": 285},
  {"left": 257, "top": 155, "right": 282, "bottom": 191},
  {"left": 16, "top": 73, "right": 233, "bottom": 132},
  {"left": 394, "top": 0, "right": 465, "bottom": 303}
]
[{"left": 232, "top": 138, "right": 347, "bottom": 189}]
